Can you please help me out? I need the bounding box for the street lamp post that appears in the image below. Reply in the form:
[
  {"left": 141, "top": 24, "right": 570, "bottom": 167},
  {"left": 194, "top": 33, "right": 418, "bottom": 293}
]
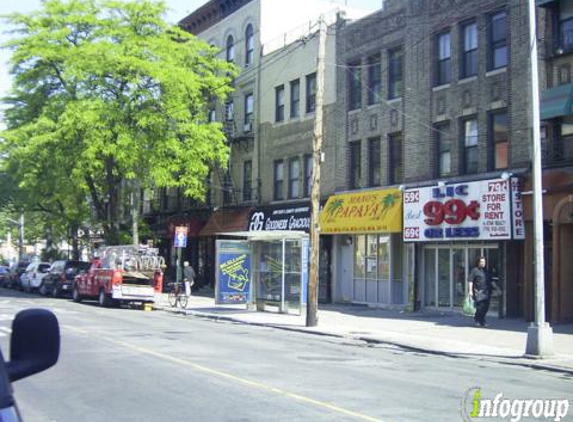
[{"left": 525, "top": 0, "right": 554, "bottom": 357}]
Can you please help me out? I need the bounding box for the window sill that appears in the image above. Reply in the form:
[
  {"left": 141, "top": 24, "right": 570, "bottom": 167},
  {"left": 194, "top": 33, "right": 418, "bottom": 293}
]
[
  {"left": 432, "top": 84, "right": 451, "bottom": 92},
  {"left": 486, "top": 67, "right": 507, "bottom": 77},
  {"left": 459, "top": 76, "right": 477, "bottom": 84}
]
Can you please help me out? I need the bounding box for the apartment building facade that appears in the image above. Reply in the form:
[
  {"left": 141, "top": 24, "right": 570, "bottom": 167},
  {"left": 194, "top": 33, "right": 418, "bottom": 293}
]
[
  {"left": 144, "top": 0, "right": 370, "bottom": 289},
  {"left": 329, "top": 0, "right": 561, "bottom": 320}
]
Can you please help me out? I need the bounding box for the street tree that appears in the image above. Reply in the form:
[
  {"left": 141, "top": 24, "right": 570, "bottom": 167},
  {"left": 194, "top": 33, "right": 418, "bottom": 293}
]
[{"left": 1, "top": 0, "right": 236, "bottom": 246}]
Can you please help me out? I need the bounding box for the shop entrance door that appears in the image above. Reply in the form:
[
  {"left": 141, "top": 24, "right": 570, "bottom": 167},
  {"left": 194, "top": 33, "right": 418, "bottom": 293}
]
[{"left": 423, "top": 245, "right": 500, "bottom": 310}]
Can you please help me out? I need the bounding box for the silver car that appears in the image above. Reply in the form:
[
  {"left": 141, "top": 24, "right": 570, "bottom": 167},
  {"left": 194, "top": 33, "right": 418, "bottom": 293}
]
[{"left": 19, "top": 262, "right": 51, "bottom": 293}]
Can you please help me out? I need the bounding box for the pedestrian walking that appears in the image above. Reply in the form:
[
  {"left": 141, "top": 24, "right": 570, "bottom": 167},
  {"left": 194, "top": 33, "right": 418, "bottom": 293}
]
[
  {"left": 183, "top": 261, "right": 196, "bottom": 297},
  {"left": 468, "top": 256, "right": 500, "bottom": 327}
]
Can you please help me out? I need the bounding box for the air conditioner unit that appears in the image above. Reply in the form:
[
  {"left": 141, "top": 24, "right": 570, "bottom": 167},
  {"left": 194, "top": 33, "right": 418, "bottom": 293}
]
[{"left": 244, "top": 122, "right": 252, "bottom": 132}]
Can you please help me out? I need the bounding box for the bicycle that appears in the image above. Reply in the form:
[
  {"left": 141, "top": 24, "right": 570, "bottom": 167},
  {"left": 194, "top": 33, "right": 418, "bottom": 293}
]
[{"left": 167, "top": 282, "right": 188, "bottom": 308}]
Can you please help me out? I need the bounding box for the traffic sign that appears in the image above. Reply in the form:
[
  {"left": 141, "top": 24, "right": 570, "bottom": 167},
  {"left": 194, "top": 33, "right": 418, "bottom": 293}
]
[{"left": 174, "top": 226, "right": 188, "bottom": 248}]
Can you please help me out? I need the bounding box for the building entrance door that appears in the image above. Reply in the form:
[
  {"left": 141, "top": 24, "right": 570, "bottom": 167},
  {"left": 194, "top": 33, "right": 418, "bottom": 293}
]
[{"left": 423, "top": 245, "right": 500, "bottom": 310}]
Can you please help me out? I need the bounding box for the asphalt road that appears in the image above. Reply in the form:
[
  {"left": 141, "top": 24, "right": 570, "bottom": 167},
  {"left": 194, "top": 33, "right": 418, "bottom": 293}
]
[{"left": 0, "top": 289, "right": 571, "bottom": 422}]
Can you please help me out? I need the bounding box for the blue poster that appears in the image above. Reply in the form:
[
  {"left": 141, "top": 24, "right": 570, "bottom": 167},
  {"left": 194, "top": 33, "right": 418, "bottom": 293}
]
[{"left": 216, "top": 240, "right": 252, "bottom": 304}]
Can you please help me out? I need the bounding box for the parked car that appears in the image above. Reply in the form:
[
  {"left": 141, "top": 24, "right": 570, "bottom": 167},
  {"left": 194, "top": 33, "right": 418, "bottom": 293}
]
[
  {"left": 0, "top": 265, "right": 10, "bottom": 287},
  {"left": 39, "top": 260, "right": 91, "bottom": 297},
  {"left": 6, "top": 261, "right": 31, "bottom": 290},
  {"left": 20, "top": 262, "right": 52, "bottom": 293},
  {"left": 0, "top": 308, "right": 60, "bottom": 421}
]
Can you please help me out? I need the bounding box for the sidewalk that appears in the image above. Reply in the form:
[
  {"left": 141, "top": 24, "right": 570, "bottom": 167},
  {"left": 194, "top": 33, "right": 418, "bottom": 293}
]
[{"left": 153, "top": 291, "right": 573, "bottom": 374}]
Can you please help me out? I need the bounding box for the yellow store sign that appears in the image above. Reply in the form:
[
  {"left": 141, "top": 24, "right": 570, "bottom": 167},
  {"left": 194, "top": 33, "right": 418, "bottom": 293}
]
[{"left": 320, "top": 189, "right": 402, "bottom": 234}]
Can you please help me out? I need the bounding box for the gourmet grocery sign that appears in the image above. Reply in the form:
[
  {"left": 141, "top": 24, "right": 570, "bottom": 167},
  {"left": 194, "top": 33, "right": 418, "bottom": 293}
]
[{"left": 403, "top": 178, "right": 525, "bottom": 242}]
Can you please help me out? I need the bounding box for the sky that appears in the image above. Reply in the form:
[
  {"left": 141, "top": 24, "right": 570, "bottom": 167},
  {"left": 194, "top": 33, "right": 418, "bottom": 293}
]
[{"left": 0, "top": 0, "right": 384, "bottom": 120}]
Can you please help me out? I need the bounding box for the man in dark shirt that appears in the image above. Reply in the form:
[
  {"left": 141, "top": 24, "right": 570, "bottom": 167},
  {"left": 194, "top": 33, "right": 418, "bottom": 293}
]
[{"left": 468, "top": 256, "right": 500, "bottom": 327}]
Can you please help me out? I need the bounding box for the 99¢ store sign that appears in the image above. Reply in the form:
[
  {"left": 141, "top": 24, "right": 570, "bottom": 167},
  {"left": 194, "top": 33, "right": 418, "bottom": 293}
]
[{"left": 403, "top": 178, "right": 525, "bottom": 242}]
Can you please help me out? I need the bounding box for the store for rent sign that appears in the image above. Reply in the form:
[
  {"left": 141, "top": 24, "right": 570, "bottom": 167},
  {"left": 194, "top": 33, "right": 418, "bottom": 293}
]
[{"left": 403, "top": 178, "right": 525, "bottom": 242}]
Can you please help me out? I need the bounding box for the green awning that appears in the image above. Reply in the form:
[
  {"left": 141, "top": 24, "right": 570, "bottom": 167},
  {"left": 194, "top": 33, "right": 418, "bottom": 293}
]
[
  {"left": 540, "top": 84, "right": 573, "bottom": 120},
  {"left": 536, "top": 0, "right": 557, "bottom": 6}
]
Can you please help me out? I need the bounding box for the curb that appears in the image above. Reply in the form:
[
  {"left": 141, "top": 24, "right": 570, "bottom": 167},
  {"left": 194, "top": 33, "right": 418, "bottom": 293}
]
[{"left": 154, "top": 304, "right": 573, "bottom": 375}]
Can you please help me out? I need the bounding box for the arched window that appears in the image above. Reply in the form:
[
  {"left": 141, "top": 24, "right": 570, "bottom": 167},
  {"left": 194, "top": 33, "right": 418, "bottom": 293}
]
[
  {"left": 226, "top": 35, "right": 235, "bottom": 62},
  {"left": 245, "top": 24, "right": 254, "bottom": 66}
]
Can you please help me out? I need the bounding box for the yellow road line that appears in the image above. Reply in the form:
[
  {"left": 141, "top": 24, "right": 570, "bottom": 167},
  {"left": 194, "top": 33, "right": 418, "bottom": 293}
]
[{"left": 63, "top": 324, "right": 391, "bottom": 422}]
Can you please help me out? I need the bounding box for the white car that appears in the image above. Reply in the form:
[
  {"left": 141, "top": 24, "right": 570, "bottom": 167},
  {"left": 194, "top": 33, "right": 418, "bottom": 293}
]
[{"left": 20, "top": 262, "right": 52, "bottom": 293}]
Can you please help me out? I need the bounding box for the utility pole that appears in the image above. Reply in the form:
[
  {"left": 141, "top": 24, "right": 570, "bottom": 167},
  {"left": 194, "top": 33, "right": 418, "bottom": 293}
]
[
  {"left": 525, "top": 0, "right": 553, "bottom": 357},
  {"left": 307, "top": 17, "right": 326, "bottom": 327}
]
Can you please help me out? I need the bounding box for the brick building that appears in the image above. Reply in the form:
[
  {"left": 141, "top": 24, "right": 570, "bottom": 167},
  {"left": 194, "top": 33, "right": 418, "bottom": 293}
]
[{"left": 327, "top": 0, "right": 569, "bottom": 320}]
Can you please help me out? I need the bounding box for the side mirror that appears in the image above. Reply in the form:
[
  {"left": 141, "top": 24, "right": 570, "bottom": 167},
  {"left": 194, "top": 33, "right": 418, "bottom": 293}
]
[{"left": 6, "top": 309, "right": 60, "bottom": 382}]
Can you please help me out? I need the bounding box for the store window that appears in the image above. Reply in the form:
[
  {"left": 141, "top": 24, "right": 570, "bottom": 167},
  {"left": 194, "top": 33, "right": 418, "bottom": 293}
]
[
  {"left": 423, "top": 246, "right": 500, "bottom": 311},
  {"left": 352, "top": 234, "right": 403, "bottom": 305}
]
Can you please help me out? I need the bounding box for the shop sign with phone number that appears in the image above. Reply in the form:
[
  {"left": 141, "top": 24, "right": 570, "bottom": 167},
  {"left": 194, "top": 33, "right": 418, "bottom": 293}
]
[{"left": 403, "top": 178, "right": 525, "bottom": 242}]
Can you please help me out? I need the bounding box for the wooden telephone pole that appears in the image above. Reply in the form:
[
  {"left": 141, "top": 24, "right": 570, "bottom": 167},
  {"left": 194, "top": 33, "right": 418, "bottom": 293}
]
[{"left": 306, "top": 17, "right": 326, "bottom": 327}]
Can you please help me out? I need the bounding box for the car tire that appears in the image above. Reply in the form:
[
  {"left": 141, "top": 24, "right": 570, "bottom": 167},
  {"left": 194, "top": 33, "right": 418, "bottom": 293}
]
[
  {"left": 52, "top": 285, "right": 60, "bottom": 298},
  {"left": 39, "top": 283, "right": 47, "bottom": 296},
  {"left": 72, "top": 285, "right": 82, "bottom": 303},
  {"left": 98, "top": 289, "right": 111, "bottom": 307}
]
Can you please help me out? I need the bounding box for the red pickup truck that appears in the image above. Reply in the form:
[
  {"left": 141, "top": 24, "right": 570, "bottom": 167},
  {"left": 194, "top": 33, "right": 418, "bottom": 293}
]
[{"left": 72, "top": 245, "right": 164, "bottom": 307}]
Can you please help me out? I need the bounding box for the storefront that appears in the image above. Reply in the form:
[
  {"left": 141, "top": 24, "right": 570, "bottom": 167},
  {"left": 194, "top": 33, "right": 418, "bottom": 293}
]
[
  {"left": 320, "top": 188, "right": 406, "bottom": 307},
  {"left": 246, "top": 202, "right": 311, "bottom": 312},
  {"left": 403, "top": 177, "right": 525, "bottom": 315}
]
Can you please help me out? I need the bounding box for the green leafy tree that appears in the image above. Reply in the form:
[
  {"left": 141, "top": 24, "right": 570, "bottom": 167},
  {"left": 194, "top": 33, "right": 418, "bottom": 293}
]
[{"left": 1, "top": 0, "right": 236, "bottom": 246}]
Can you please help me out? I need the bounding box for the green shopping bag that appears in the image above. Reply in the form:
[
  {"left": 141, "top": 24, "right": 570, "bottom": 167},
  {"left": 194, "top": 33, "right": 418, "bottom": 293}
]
[{"left": 462, "top": 296, "right": 476, "bottom": 316}]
